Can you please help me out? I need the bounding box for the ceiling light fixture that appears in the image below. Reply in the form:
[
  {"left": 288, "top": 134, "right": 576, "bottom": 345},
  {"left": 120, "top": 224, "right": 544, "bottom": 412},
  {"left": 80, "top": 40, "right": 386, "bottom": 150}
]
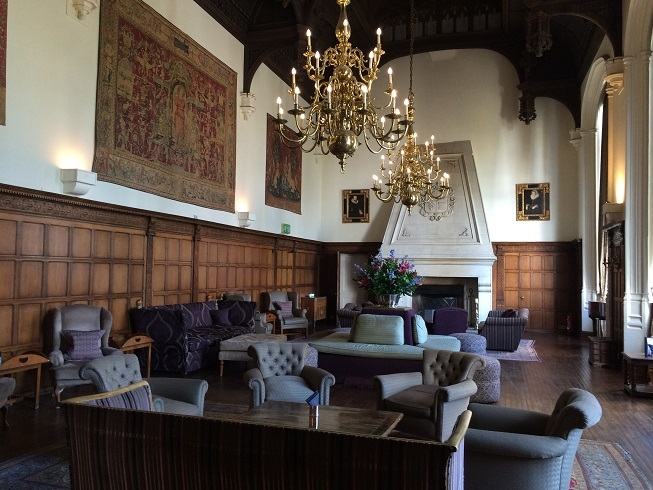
[
  {"left": 274, "top": 0, "right": 409, "bottom": 172},
  {"left": 371, "top": 0, "right": 453, "bottom": 216}
]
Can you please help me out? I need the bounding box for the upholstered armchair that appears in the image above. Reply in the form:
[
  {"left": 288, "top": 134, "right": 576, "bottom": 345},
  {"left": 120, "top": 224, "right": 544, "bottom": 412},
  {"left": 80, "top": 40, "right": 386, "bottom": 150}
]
[
  {"left": 46, "top": 304, "right": 121, "bottom": 404},
  {"left": 243, "top": 342, "right": 335, "bottom": 408},
  {"left": 374, "top": 349, "right": 483, "bottom": 440},
  {"left": 464, "top": 388, "right": 602, "bottom": 490},
  {"left": 260, "top": 290, "right": 309, "bottom": 337},
  {"left": 431, "top": 307, "right": 469, "bottom": 335},
  {"left": 336, "top": 303, "right": 362, "bottom": 328},
  {"left": 0, "top": 377, "right": 16, "bottom": 427},
  {"left": 222, "top": 293, "right": 271, "bottom": 333},
  {"left": 79, "top": 353, "right": 208, "bottom": 416},
  {"left": 479, "top": 308, "right": 529, "bottom": 351}
]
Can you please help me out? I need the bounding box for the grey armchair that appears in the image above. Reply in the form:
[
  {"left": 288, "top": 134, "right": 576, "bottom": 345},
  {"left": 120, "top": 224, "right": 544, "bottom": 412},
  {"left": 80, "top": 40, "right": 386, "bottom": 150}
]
[
  {"left": 374, "top": 349, "right": 483, "bottom": 441},
  {"left": 243, "top": 342, "right": 335, "bottom": 408},
  {"left": 0, "top": 377, "right": 16, "bottom": 427},
  {"left": 260, "top": 290, "right": 309, "bottom": 337},
  {"left": 464, "top": 388, "right": 602, "bottom": 490},
  {"left": 47, "top": 304, "right": 121, "bottom": 404},
  {"left": 79, "top": 353, "right": 208, "bottom": 416},
  {"left": 479, "top": 307, "right": 529, "bottom": 351}
]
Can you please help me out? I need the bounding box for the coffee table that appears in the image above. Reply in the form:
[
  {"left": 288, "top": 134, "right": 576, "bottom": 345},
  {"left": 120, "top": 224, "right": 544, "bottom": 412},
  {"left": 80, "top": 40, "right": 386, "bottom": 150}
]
[
  {"left": 209, "top": 401, "right": 403, "bottom": 436},
  {"left": 218, "top": 333, "right": 287, "bottom": 376}
]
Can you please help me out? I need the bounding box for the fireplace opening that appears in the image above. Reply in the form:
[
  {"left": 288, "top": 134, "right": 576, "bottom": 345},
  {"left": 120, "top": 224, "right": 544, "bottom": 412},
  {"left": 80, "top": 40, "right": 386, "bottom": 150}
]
[{"left": 412, "top": 284, "right": 466, "bottom": 321}]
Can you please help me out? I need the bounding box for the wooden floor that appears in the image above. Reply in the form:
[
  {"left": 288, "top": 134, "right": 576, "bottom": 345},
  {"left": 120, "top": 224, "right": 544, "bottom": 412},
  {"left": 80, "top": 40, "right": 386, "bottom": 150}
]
[{"left": 2, "top": 330, "right": 652, "bottom": 483}]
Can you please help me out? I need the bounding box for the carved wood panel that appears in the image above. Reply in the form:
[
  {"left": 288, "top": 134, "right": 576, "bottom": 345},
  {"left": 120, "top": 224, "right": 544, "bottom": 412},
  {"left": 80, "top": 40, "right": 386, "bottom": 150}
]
[{"left": 493, "top": 242, "right": 577, "bottom": 331}]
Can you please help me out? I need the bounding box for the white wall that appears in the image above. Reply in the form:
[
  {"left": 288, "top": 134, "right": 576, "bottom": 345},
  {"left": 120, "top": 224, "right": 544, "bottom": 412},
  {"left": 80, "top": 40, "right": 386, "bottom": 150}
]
[
  {"left": 1, "top": 2, "right": 579, "bottom": 244},
  {"left": 319, "top": 49, "right": 580, "bottom": 243},
  {"left": 0, "top": 0, "right": 323, "bottom": 240}
]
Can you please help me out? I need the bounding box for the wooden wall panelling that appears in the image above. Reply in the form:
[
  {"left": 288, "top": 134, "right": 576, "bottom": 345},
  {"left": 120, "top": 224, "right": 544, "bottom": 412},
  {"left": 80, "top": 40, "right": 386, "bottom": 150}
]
[{"left": 493, "top": 242, "right": 578, "bottom": 331}]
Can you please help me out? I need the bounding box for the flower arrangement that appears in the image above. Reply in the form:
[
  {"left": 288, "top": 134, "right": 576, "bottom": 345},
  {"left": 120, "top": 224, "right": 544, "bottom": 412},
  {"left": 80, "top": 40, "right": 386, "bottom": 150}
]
[{"left": 353, "top": 249, "right": 423, "bottom": 296}]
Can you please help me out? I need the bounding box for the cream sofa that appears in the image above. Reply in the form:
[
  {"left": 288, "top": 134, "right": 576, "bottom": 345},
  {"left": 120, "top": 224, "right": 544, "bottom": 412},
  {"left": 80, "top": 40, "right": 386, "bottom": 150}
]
[{"left": 310, "top": 313, "right": 461, "bottom": 384}]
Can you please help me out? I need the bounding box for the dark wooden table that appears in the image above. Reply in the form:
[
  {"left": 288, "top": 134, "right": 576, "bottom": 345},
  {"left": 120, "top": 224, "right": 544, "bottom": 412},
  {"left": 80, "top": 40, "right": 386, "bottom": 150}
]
[
  {"left": 622, "top": 352, "right": 653, "bottom": 398},
  {"left": 208, "top": 401, "right": 403, "bottom": 436}
]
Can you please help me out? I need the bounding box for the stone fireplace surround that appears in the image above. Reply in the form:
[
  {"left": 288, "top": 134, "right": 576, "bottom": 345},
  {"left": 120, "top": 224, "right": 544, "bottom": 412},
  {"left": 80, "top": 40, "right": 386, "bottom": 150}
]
[{"left": 380, "top": 141, "right": 496, "bottom": 321}]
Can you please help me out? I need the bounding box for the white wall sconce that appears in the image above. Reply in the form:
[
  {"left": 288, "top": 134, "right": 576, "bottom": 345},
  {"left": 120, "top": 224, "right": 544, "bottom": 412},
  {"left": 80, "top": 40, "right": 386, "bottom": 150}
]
[
  {"left": 237, "top": 211, "right": 256, "bottom": 228},
  {"left": 240, "top": 92, "right": 256, "bottom": 120},
  {"left": 60, "top": 168, "right": 97, "bottom": 196},
  {"left": 67, "top": 0, "right": 99, "bottom": 21}
]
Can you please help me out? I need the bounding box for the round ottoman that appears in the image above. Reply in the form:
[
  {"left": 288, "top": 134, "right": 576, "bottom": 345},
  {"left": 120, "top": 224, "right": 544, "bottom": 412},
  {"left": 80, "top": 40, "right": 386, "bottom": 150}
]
[
  {"left": 471, "top": 355, "right": 501, "bottom": 403},
  {"left": 450, "top": 332, "right": 486, "bottom": 354}
]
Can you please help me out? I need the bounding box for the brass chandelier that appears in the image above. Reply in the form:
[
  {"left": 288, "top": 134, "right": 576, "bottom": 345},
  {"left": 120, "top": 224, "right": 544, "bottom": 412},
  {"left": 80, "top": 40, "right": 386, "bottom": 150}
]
[
  {"left": 371, "top": 0, "right": 452, "bottom": 215},
  {"left": 274, "top": 0, "right": 409, "bottom": 172}
]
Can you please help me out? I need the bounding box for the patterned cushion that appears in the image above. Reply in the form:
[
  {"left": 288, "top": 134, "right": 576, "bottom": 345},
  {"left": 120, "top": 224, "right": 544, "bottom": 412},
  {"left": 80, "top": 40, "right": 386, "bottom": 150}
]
[
  {"left": 62, "top": 330, "right": 104, "bottom": 360},
  {"left": 274, "top": 301, "right": 294, "bottom": 318},
  {"left": 216, "top": 300, "right": 257, "bottom": 326},
  {"left": 179, "top": 302, "right": 215, "bottom": 328},
  {"left": 353, "top": 314, "right": 404, "bottom": 345},
  {"left": 413, "top": 315, "right": 428, "bottom": 344},
  {"left": 210, "top": 308, "right": 232, "bottom": 327}
]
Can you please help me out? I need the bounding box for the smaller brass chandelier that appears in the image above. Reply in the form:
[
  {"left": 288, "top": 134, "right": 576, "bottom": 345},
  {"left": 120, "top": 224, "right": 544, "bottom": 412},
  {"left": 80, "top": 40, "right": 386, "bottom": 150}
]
[
  {"left": 274, "top": 0, "right": 409, "bottom": 172},
  {"left": 372, "top": 121, "right": 451, "bottom": 215},
  {"left": 371, "top": 0, "right": 452, "bottom": 215}
]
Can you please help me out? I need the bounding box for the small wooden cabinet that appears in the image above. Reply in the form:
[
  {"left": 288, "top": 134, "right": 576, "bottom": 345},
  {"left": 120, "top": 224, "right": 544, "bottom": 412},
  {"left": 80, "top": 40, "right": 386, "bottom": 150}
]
[
  {"left": 588, "top": 336, "right": 617, "bottom": 367},
  {"left": 301, "top": 296, "right": 327, "bottom": 332}
]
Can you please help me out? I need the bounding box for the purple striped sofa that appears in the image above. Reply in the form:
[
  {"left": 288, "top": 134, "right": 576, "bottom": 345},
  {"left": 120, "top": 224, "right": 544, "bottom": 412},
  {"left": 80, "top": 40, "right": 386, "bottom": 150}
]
[{"left": 478, "top": 308, "right": 529, "bottom": 351}]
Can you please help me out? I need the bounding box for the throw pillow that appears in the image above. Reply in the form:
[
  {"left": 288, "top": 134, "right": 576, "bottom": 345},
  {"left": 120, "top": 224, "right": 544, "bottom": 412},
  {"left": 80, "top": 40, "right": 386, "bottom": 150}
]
[
  {"left": 353, "top": 314, "right": 404, "bottom": 345},
  {"left": 274, "top": 301, "right": 294, "bottom": 318},
  {"left": 209, "top": 308, "right": 232, "bottom": 327},
  {"left": 413, "top": 314, "right": 428, "bottom": 344},
  {"left": 61, "top": 330, "right": 104, "bottom": 360},
  {"left": 216, "top": 300, "right": 257, "bottom": 326},
  {"left": 501, "top": 309, "right": 518, "bottom": 318}
]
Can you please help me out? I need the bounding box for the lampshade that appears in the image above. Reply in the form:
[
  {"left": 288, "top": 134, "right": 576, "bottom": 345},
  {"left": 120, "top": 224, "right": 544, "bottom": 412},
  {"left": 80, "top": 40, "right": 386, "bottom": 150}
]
[{"left": 587, "top": 301, "right": 606, "bottom": 320}]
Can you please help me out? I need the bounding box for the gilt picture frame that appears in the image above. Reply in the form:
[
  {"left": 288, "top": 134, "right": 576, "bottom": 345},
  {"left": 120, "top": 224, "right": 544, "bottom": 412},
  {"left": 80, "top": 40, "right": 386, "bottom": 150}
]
[
  {"left": 342, "top": 189, "right": 369, "bottom": 223},
  {"left": 516, "top": 183, "right": 550, "bottom": 221}
]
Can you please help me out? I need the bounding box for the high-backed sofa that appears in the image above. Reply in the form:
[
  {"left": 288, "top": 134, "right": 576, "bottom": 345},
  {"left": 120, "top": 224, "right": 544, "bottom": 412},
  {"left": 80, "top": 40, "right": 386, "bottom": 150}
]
[
  {"left": 310, "top": 313, "right": 461, "bottom": 384},
  {"left": 130, "top": 300, "right": 262, "bottom": 374},
  {"left": 64, "top": 399, "right": 470, "bottom": 490}
]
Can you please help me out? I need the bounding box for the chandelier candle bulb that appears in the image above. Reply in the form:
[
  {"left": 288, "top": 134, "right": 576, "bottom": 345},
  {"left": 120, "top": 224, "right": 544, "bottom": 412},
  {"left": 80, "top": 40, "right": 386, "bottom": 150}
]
[
  {"left": 276, "top": 97, "right": 282, "bottom": 116},
  {"left": 274, "top": 0, "right": 409, "bottom": 171},
  {"left": 388, "top": 68, "right": 393, "bottom": 88}
]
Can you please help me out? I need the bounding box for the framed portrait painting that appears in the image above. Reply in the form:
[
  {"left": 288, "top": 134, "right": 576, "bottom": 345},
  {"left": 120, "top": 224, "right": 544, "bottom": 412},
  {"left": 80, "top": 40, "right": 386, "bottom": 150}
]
[
  {"left": 516, "top": 183, "right": 550, "bottom": 221},
  {"left": 342, "top": 189, "right": 369, "bottom": 223}
]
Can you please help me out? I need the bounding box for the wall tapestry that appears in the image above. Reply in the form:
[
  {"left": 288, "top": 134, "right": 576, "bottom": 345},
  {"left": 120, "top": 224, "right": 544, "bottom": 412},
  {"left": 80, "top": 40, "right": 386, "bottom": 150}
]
[
  {"left": 93, "top": 0, "right": 237, "bottom": 211},
  {"left": 0, "top": 0, "right": 7, "bottom": 126},
  {"left": 265, "top": 113, "right": 302, "bottom": 214}
]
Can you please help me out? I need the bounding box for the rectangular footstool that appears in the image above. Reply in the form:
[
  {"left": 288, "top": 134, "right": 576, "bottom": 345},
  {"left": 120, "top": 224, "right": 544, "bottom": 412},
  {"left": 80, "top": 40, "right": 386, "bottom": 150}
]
[{"left": 218, "top": 333, "right": 287, "bottom": 376}]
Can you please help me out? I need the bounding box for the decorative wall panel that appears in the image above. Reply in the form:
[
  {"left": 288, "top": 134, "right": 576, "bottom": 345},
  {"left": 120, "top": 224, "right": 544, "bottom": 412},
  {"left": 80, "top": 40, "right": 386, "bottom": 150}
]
[{"left": 93, "top": 0, "right": 237, "bottom": 211}]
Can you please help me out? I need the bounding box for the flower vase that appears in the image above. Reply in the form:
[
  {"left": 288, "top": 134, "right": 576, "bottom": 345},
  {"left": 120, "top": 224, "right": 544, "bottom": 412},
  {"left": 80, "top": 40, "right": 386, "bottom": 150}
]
[{"left": 376, "top": 294, "right": 400, "bottom": 308}]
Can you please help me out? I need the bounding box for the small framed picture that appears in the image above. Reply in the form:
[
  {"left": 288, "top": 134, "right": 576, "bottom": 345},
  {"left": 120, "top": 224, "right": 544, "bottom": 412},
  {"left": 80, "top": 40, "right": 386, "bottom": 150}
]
[
  {"left": 516, "top": 183, "right": 550, "bottom": 221},
  {"left": 645, "top": 337, "right": 653, "bottom": 358},
  {"left": 342, "top": 189, "right": 369, "bottom": 223}
]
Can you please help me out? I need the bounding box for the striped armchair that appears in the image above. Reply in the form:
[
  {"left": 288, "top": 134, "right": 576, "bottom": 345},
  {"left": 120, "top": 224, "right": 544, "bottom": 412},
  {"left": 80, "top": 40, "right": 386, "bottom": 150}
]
[{"left": 479, "top": 308, "right": 529, "bottom": 351}]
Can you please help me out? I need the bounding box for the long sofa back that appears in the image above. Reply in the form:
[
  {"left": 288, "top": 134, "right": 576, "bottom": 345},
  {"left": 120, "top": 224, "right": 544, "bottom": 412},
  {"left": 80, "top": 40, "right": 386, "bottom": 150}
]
[
  {"left": 64, "top": 402, "right": 469, "bottom": 490},
  {"left": 130, "top": 301, "right": 255, "bottom": 373}
]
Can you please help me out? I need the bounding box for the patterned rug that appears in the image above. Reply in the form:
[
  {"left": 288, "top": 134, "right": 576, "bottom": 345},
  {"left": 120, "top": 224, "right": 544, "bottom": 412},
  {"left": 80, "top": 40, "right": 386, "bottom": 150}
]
[
  {"left": 0, "top": 438, "right": 649, "bottom": 489},
  {"left": 485, "top": 338, "right": 541, "bottom": 361}
]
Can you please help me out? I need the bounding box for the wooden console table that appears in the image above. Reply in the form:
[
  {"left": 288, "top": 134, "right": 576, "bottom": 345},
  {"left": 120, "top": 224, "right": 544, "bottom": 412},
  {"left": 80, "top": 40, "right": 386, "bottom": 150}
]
[
  {"left": 301, "top": 296, "right": 327, "bottom": 333},
  {"left": 622, "top": 352, "right": 653, "bottom": 398},
  {"left": 0, "top": 351, "right": 49, "bottom": 409}
]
